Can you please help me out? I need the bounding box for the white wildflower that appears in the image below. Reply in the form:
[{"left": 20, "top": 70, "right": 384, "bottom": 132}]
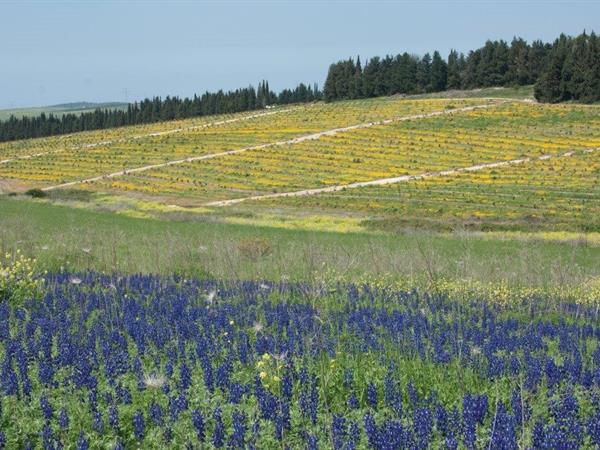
[
  {"left": 206, "top": 290, "right": 216, "bottom": 304},
  {"left": 143, "top": 373, "right": 166, "bottom": 389}
]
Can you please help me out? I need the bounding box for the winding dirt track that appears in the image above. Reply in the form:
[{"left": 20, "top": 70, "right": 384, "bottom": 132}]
[
  {"left": 0, "top": 107, "right": 298, "bottom": 166},
  {"left": 205, "top": 147, "right": 599, "bottom": 207},
  {"left": 41, "top": 102, "right": 502, "bottom": 192}
]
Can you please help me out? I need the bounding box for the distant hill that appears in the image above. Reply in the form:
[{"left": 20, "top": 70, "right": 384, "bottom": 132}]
[{"left": 0, "top": 102, "right": 129, "bottom": 120}]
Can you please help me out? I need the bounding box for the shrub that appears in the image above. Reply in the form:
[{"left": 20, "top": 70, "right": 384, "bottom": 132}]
[
  {"left": 237, "top": 237, "right": 272, "bottom": 261},
  {"left": 0, "top": 251, "right": 42, "bottom": 304},
  {"left": 25, "top": 188, "right": 47, "bottom": 198}
]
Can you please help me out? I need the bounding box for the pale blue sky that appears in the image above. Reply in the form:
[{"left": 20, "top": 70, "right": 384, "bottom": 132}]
[{"left": 0, "top": 0, "right": 598, "bottom": 108}]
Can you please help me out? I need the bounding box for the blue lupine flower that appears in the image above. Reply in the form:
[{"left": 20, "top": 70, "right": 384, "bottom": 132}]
[
  {"left": 40, "top": 395, "right": 53, "bottom": 421},
  {"left": 191, "top": 409, "right": 205, "bottom": 442},
  {"left": 1, "top": 273, "right": 600, "bottom": 447},
  {"left": 366, "top": 383, "right": 377, "bottom": 408},
  {"left": 347, "top": 420, "right": 359, "bottom": 450},
  {"left": 108, "top": 406, "right": 119, "bottom": 429},
  {"left": 588, "top": 408, "right": 600, "bottom": 445},
  {"left": 348, "top": 392, "right": 360, "bottom": 409},
  {"left": 212, "top": 408, "right": 225, "bottom": 448},
  {"left": 445, "top": 432, "right": 458, "bottom": 450},
  {"left": 179, "top": 362, "right": 192, "bottom": 391},
  {"left": 41, "top": 424, "right": 55, "bottom": 450},
  {"left": 489, "top": 403, "right": 517, "bottom": 450},
  {"left": 149, "top": 402, "right": 164, "bottom": 426},
  {"left": 332, "top": 415, "right": 347, "bottom": 450},
  {"left": 306, "top": 434, "right": 318, "bottom": 450},
  {"left": 58, "top": 409, "right": 69, "bottom": 429},
  {"left": 133, "top": 410, "right": 145, "bottom": 440},
  {"left": 414, "top": 407, "right": 433, "bottom": 449},
  {"left": 92, "top": 411, "right": 104, "bottom": 434},
  {"left": 76, "top": 432, "right": 88, "bottom": 450},
  {"left": 229, "top": 410, "right": 246, "bottom": 448}
]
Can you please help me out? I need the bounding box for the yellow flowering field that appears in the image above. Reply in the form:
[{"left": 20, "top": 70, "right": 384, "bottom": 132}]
[
  {"left": 267, "top": 148, "right": 600, "bottom": 231},
  {"left": 2, "top": 96, "right": 599, "bottom": 233},
  {"left": 0, "top": 98, "right": 481, "bottom": 185},
  {"left": 0, "top": 109, "right": 264, "bottom": 160},
  {"left": 86, "top": 102, "right": 600, "bottom": 206}
]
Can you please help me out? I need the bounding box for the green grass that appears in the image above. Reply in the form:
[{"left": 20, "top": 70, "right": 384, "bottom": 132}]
[
  {"left": 1, "top": 196, "right": 598, "bottom": 288},
  {"left": 0, "top": 102, "right": 129, "bottom": 121}
]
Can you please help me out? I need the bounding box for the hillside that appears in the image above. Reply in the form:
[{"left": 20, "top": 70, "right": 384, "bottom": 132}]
[
  {"left": 1, "top": 87, "right": 598, "bottom": 234},
  {"left": 0, "top": 101, "right": 128, "bottom": 120}
]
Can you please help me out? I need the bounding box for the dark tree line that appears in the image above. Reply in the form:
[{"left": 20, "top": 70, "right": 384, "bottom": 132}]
[
  {"left": 324, "top": 31, "right": 599, "bottom": 104},
  {"left": 534, "top": 32, "right": 600, "bottom": 103},
  {"left": 324, "top": 38, "right": 552, "bottom": 101},
  {"left": 0, "top": 81, "right": 321, "bottom": 142}
]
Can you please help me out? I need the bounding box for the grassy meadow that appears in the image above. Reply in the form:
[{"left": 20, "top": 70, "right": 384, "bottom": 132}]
[{"left": 1, "top": 196, "right": 598, "bottom": 290}]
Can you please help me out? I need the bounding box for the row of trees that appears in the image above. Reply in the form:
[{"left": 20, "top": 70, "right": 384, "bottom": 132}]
[
  {"left": 323, "top": 31, "right": 600, "bottom": 104},
  {"left": 0, "top": 81, "right": 322, "bottom": 142},
  {"left": 324, "top": 38, "right": 552, "bottom": 101},
  {"left": 534, "top": 32, "right": 600, "bottom": 103}
]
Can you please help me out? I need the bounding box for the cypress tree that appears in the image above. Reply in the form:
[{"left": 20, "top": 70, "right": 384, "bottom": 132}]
[
  {"left": 534, "top": 34, "right": 570, "bottom": 102},
  {"left": 353, "top": 56, "right": 363, "bottom": 98},
  {"left": 430, "top": 51, "right": 448, "bottom": 91},
  {"left": 447, "top": 50, "right": 462, "bottom": 89}
]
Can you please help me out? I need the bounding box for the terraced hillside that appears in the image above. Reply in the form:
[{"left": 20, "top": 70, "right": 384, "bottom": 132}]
[{"left": 1, "top": 94, "right": 599, "bottom": 232}]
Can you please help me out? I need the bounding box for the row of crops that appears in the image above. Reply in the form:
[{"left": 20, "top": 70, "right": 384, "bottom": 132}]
[
  {"left": 266, "top": 149, "right": 600, "bottom": 231},
  {"left": 0, "top": 110, "right": 261, "bottom": 161},
  {"left": 0, "top": 98, "right": 481, "bottom": 184},
  {"left": 1, "top": 273, "right": 600, "bottom": 448},
  {"left": 82, "top": 103, "right": 600, "bottom": 209}
]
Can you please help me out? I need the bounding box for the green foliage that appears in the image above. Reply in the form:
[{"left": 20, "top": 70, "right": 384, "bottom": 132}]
[
  {"left": 534, "top": 31, "right": 600, "bottom": 103},
  {"left": 25, "top": 188, "right": 47, "bottom": 198},
  {"left": 323, "top": 33, "right": 557, "bottom": 102}
]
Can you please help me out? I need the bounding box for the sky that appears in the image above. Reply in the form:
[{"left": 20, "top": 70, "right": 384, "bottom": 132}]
[{"left": 0, "top": 0, "right": 598, "bottom": 109}]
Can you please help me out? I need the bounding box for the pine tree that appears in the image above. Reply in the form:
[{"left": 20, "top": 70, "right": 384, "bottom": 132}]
[
  {"left": 507, "top": 37, "right": 530, "bottom": 85},
  {"left": 323, "top": 63, "right": 340, "bottom": 102},
  {"left": 430, "top": 51, "right": 448, "bottom": 91},
  {"left": 534, "top": 34, "right": 570, "bottom": 102},
  {"left": 580, "top": 32, "right": 600, "bottom": 102},
  {"left": 527, "top": 40, "right": 550, "bottom": 83},
  {"left": 353, "top": 56, "right": 363, "bottom": 98},
  {"left": 416, "top": 53, "right": 432, "bottom": 92},
  {"left": 447, "top": 50, "right": 462, "bottom": 89}
]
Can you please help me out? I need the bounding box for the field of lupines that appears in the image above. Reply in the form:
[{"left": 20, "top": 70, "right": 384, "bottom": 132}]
[{"left": 2, "top": 271, "right": 600, "bottom": 449}]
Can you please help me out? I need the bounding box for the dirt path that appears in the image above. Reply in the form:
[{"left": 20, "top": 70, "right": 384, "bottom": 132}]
[
  {"left": 205, "top": 147, "right": 598, "bottom": 207},
  {"left": 0, "top": 107, "right": 299, "bottom": 166},
  {"left": 41, "top": 101, "right": 503, "bottom": 191}
]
